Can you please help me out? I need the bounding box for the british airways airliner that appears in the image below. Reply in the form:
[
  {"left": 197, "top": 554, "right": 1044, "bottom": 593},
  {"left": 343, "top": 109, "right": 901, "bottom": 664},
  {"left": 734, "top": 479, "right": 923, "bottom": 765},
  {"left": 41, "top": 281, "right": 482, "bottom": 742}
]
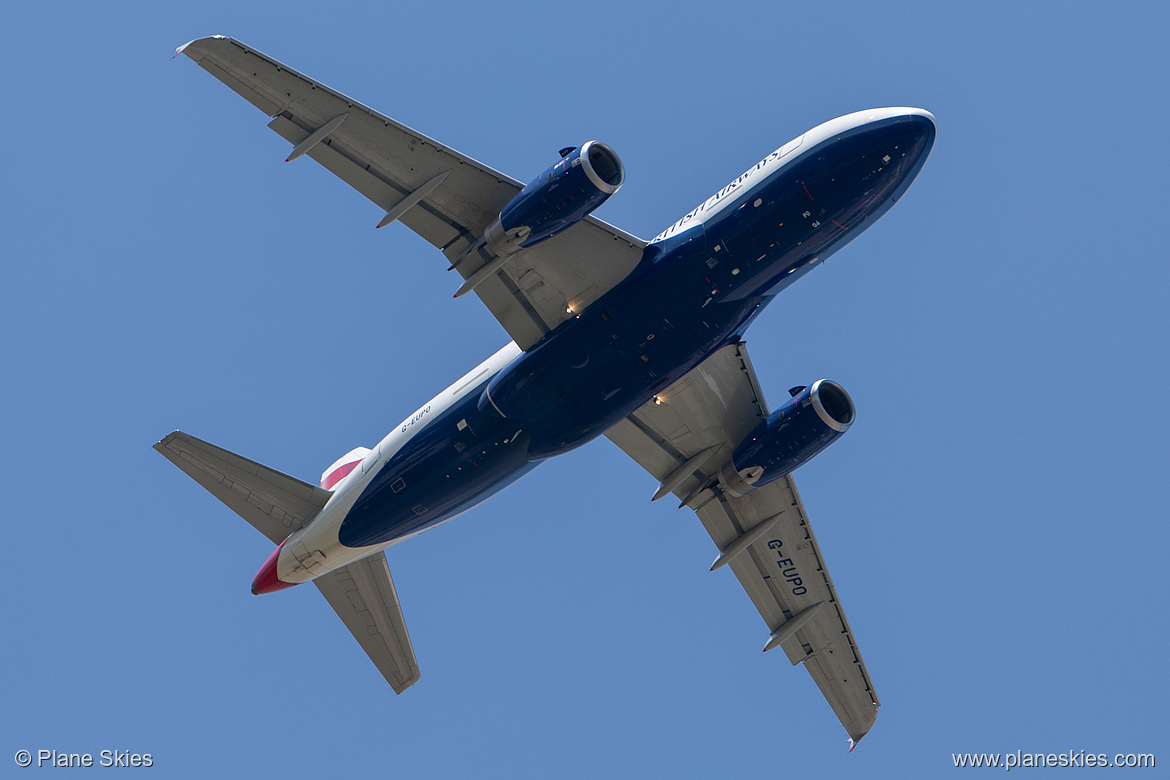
[{"left": 157, "top": 36, "right": 935, "bottom": 746}]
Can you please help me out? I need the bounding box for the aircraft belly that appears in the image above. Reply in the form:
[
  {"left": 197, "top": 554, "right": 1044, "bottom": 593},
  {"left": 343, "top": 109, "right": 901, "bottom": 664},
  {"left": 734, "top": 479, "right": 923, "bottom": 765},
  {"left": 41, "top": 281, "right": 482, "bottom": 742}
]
[
  {"left": 484, "top": 274, "right": 757, "bottom": 459},
  {"left": 338, "top": 389, "right": 537, "bottom": 548}
]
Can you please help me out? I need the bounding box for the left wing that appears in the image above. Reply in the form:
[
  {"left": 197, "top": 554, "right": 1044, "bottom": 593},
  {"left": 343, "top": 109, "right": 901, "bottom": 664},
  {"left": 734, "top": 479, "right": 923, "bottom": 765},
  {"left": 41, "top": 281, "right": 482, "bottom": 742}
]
[
  {"left": 177, "top": 36, "right": 646, "bottom": 349},
  {"left": 604, "top": 344, "right": 880, "bottom": 744}
]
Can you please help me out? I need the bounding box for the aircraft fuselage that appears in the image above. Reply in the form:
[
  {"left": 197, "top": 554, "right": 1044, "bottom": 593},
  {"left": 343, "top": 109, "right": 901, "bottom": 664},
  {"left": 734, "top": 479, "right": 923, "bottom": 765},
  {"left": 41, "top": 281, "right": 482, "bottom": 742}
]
[{"left": 267, "top": 108, "right": 935, "bottom": 584}]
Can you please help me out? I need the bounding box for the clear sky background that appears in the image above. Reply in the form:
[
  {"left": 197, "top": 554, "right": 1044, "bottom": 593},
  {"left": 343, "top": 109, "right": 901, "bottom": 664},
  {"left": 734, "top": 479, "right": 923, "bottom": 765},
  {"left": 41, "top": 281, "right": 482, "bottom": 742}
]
[{"left": 4, "top": 1, "right": 1167, "bottom": 776}]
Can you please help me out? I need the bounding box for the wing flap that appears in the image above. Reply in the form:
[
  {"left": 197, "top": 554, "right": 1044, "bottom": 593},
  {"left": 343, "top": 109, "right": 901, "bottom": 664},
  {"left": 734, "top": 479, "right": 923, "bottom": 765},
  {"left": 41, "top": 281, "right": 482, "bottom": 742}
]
[
  {"left": 154, "top": 431, "right": 331, "bottom": 544},
  {"left": 313, "top": 552, "right": 420, "bottom": 694}
]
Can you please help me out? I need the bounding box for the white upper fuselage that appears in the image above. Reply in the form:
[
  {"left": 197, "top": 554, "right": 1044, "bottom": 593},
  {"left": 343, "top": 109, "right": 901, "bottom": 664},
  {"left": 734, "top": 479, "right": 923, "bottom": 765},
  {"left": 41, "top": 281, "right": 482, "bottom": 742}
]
[{"left": 652, "top": 107, "right": 934, "bottom": 243}]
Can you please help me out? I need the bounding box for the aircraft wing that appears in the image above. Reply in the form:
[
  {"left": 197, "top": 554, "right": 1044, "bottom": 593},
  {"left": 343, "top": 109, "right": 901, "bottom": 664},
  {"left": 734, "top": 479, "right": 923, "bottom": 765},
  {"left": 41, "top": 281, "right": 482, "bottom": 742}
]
[
  {"left": 177, "top": 36, "right": 647, "bottom": 350},
  {"left": 314, "top": 552, "right": 421, "bottom": 694},
  {"left": 604, "top": 344, "right": 880, "bottom": 744},
  {"left": 154, "top": 431, "right": 331, "bottom": 544}
]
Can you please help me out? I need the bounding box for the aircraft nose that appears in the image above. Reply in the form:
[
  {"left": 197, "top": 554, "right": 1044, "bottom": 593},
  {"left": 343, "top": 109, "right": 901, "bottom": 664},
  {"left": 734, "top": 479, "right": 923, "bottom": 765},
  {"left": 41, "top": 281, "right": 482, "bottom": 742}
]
[
  {"left": 859, "top": 109, "right": 936, "bottom": 198},
  {"left": 251, "top": 540, "right": 297, "bottom": 595},
  {"left": 867, "top": 109, "right": 935, "bottom": 155},
  {"left": 899, "top": 109, "right": 936, "bottom": 149}
]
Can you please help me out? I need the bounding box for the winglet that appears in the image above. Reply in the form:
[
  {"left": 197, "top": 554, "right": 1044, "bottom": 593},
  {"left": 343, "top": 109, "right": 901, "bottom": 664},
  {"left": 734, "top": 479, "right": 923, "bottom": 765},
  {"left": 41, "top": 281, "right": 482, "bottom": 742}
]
[{"left": 174, "top": 34, "right": 228, "bottom": 59}]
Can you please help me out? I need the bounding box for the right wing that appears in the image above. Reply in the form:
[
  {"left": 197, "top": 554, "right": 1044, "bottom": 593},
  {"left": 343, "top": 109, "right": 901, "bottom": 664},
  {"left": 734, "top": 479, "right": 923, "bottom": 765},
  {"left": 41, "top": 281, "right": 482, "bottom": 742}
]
[
  {"left": 177, "top": 36, "right": 647, "bottom": 349},
  {"left": 314, "top": 553, "right": 421, "bottom": 694}
]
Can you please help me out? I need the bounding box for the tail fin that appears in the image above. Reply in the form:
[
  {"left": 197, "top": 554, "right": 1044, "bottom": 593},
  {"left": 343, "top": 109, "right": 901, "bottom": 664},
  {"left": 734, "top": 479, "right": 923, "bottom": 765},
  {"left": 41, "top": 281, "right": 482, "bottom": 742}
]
[
  {"left": 154, "top": 431, "right": 332, "bottom": 544},
  {"left": 319, "top": 447, "right": 371, "bottom": 490}
]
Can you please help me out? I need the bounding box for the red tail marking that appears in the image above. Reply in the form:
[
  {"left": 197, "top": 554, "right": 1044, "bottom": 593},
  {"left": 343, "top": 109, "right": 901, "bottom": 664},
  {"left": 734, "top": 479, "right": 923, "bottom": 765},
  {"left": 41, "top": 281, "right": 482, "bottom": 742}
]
[
  {"left": 320, "top": 459, "right": 361, "bottom": 490},
  {"left": 251, "top": 540, "right": 298, "bottom": 595}
]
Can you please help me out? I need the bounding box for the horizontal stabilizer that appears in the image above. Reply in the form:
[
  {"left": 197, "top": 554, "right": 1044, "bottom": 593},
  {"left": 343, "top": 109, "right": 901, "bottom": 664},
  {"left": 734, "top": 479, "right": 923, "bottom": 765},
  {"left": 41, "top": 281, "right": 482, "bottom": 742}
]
[
  {"left": 154, "top": 431, "right": 332, "bottom": 544},
  {"left": 314, "top": 553, "right": 421, "bottom": 693}
]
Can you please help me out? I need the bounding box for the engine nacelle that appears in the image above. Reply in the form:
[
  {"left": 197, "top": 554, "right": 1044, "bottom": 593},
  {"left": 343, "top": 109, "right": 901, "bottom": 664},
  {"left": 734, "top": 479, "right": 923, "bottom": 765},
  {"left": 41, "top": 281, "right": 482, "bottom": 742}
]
[
  {"left": 484, "top": 141, "right": 624, "bottom": 256},
  {"left": 718, "top": 379, "right": 855, "bottom": 497}
]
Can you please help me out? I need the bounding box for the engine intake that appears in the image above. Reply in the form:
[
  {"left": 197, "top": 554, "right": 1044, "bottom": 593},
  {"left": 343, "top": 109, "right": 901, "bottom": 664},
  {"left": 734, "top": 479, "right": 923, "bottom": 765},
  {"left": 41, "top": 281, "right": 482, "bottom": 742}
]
[
  {"left": 484, "top": 141, "right": 624, "bottom": 256},
  {"left": 718, "top": 379, "right": 855, "bottom": 496}
]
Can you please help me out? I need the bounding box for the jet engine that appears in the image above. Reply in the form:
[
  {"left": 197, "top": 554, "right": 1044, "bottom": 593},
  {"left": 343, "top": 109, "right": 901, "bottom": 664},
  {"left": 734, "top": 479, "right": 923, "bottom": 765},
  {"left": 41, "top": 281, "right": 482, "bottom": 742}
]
[
  {"left": 718, "top": 379, "right": 855, "bottom": 496},
  {"left": 484, "top": 141, "right": 624, "bottom": 256}
]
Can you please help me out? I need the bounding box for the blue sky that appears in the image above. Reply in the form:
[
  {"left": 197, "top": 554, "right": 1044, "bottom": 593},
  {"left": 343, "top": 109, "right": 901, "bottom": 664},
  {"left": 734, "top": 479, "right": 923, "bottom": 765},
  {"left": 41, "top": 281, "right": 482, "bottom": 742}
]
[{"left": 4, "top": 1, "right": 1167, "bottom": 776}]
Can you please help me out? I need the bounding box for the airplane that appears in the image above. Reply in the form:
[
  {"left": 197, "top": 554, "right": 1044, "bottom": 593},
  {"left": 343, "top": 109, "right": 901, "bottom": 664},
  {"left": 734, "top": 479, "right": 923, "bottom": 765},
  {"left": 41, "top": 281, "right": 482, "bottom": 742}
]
[{"left": 157, "top": 35, "right": 935, "bottom": 746}]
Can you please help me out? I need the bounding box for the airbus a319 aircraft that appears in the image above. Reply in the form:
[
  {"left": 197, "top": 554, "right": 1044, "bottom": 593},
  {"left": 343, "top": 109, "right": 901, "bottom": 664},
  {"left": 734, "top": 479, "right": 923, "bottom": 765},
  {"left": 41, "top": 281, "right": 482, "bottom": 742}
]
[{"left": 157, "top": 36, "right": 935, "bottom": 746}]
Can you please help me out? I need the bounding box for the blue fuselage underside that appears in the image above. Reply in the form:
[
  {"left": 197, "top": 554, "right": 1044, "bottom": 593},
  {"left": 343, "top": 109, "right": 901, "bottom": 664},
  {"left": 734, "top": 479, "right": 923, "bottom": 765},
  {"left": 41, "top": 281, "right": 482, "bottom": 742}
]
[{"left": 339, "top": 116, "right": 933, "bottom": 548}]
